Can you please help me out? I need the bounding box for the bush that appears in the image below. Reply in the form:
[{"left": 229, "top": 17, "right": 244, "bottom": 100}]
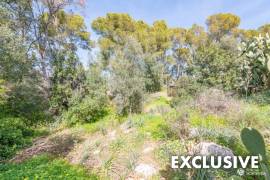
[
  {"left": 171, "top": 76, "right": 204, "bottom": 106},
  {"left": 62, "top": 95, "right": 108, "bottom": 126},
  {"left": 0, "top": 117, "right": 32, "bottom": 160},
  {"left": 247, "top": 90, "right": 270, "bottom": 105},
  {"left": 61, "top": 64, "right": 109, "bottom": 126},
  {"left": 6, "top": 79, "right": 51, "bottom": 125},
  {"left": 194, "top": 88, "right": 242, "bottom": 115}
]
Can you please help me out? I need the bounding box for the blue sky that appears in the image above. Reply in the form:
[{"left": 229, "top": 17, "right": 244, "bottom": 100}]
[{"left": 74, "top": 0, "right": 270, "bottom": 66}]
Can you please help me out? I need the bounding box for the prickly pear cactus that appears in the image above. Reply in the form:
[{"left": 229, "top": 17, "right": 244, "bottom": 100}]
[
  {"left": 241, "top": 127, "right": 270, "bottom": 179},
  {"left": 241, "top": 127, "right": 266, "bottom": 161}
]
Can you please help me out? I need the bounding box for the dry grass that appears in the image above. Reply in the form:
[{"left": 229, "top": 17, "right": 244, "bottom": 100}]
[
  {"left": 195, "top": 88, "right": 242, "bottom": 115},
  {"left": 10, "top": 130, "right": 81, "bottom": 163}
]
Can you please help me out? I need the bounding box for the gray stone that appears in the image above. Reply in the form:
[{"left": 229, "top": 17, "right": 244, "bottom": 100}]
[
  {"left": 191, "top": 142, "right": 234, "bottom": 157},
  {"left": 135, "top": 163, "right": 157, "bottom": 177}
]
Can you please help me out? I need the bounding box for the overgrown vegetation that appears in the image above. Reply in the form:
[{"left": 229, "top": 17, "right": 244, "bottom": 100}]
[
  {"left": 0, "top": 155, "right": 98, "bottom": 179},
  {"left": 0, "top": 0, "right": 270, "bottom": 179}
]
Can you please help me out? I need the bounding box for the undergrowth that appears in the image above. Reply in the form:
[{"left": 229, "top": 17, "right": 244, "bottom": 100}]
[{"left": 0, "top": 154, "right": 98, "bottom": 180}]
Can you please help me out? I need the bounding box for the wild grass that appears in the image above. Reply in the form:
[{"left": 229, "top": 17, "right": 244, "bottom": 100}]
[
  {"left": 5, "top": 88, "right": 270, "bottom": 179},
  {"left": 70, "top": 109, "right": 123, "bottom": 135},
  {"left": 189, "top": 111, "right": 228, "bottom": 129},
  {"left": 130, "top": 114, "right": 173, "bottom": 140},
  {"left": 144, "top": 96, "right": 171, "bottom": 114},
  {"left": 0, "top": 154, "right": 98, "bottom": 179}
]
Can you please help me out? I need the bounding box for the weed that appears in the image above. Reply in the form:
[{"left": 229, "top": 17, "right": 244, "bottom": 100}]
[
  {"left": 0, "top": 154, "right": 98, "bottom": 179},
  {"left": 110, "top": 137, "right": 126, "bottom": 152}
]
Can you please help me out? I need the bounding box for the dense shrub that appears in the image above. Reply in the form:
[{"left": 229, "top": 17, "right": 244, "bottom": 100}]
[
  {"left": 0, "top": 117, "right": 32, "bottom": 160},
  {"left": 50, "top": 50, "right": 86, "bottom": 115},
  {"left": 190, "top": 43, "right": 240, "bottom": 90},
  {"left": 61, "top": 64, "right": 108, "bottom": 126},
  {"left": 6, "top": 79, "right": 51, "bottom": 125},
  {"left": 171, "top": 76, "right": 204, "bottom": 106},
  {"left": 62, "top": 95, "right": 108, "bottom": 126},
  {"left": 247, "top": 90, "right": 270, "bottom": 105}
]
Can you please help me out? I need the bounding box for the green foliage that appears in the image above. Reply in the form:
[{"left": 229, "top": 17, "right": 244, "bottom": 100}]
[
  {"left": 239, "top": 34, "right": 270, "bottom": 95},
  {"left": 132, "top": 114, "right": 173, "bottom": 140},
  {"left": 247, "top": 90, "right": 270, "bottom": 105},
  {"left": 144, "top": 96, "right": 170, "bottom": 114},
  {"left": 171, "top": 76, "right": 204, "bottom": 106},
  {"left": 258, "top": 24, "right": 270, "bottom": 35},
  {"left": 235, "top": 104, "right": 270, "bottom": 129},
  {"left": 61, "top": 64, "right": 108, "bottom": 126},
  {"left": 62, "top": 95, "right": 108, "bottom": 126},
  {"left": 144, "top": 60, "right": 162, "bottom": 92},
  {"left": 109, "top": 38, "right": 146, "bottom": 114},
  {"left": 206, "top": 13, "right": 240, "bottom": 40},
  {"left": 40, "top": 10, "right": 91, "bottom": 49},
  {"left": 157, "top": 140, "right": 185, "bottom": 164},
  {"left": 50, "top": 50, "right": 86, "bottom": 114},
  {"left": 241, "top": 128, "right": 266, "bottom": 161},
  {"left": 190, "top": 42, "right": 240, "bottom": 90},
  {"left": 0, "top": 79, "right": 8, "bottom": 104},
  {"left": 0, "top": 155, "right": 98, "bottom": 179},
  {"left": 0, "top": 117, "right": 32, "bottom": 160},
  {"left": 6, "top": 79, "right": 50, "bottom": 125},
  {"left": 92, "top": 13, "right": 170, "bottom": 92},
  {"left": 71, "top": 109, "right": 121, "bottom": 135},
  {"left": 190, "top": 113, "right": 227, "bottom": 129},
  {"left": 0, "top": 24, "right": 30, "bottom": 82},
  {"left": 241, "top": 128, "right": 270, "bottom": 179}
]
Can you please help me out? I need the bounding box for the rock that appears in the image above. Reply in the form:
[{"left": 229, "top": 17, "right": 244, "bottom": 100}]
[
  {"left": 120, "top": 120, "right": 134, "bottom": 134},
  {"left": 135, "top": 163, "right": 157, "bottom": 177},
  {"left": 120, "top": 121, "right": 132, "bottom": 130},
  {"left": 108, "top": 130, "right": 116, "bottom": 140},
  {"left": 123, "top": 129, "right": 133, "bottom": 134},
  {"left": 93, "top": 150, "right": 100, "bottom": 155},
  {"left": 189, "top": 128, "right": 200, "bottom": 138},
  {"left": 191, "top": 142, "right": 234, "bottom": 157},
  {"left": 143, "top": 147, "right": 154, "bottom": 154}
]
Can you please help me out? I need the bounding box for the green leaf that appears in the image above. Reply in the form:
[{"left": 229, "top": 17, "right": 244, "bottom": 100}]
[{"left": 241, "top": 127, "right": 266, "bottom": 161}]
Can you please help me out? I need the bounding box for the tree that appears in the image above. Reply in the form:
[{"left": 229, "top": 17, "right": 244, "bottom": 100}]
[
  {"left": 206, "top": 13, "right": 240, "bottom": 41},
  {"left": 0, "top": 0, "right": 90, "bottom": 122},
  {"left": 61, "top": 63, "right": 108, "bottom": 126},
  {"left": 1, "top": 0, "right": 90, "bottom": 98},
  {"left": 92, "top": 13, "right": 170, "bottom": 92},
  {"left": 0, "top": 80, "right": 8, "bottom": 105},
  {"left": 108, "top": 37, "right": 146, "bottom": 114},
  {"left": 50, "top": 50, "right": 86, "bottom": 115},
  {"left": 186, "top": 24, "right": 208, "bottom": 48},
  {"left": 190, "top": 42, "right": 240, "bottom": 90},
  {"left": 6, "top": 77, "right": 51, "bottom": 125},
  {"left": 0, "top": 20, "right": 30, "bottom": 82},
  {"left": 258, "top": 24, "right": 270, "bottom": 35},
  {"left": 92, "top": 13, "right": 136, "bottom": 62},
  {"left": 169, "top": 25, "right": 208, "bottom": 80}
]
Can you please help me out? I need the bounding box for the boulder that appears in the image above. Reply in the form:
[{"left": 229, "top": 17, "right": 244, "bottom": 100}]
[
  {"left": 191, "top": 142, "right": 234, "bottom": 157},
  {"left": 135, "top": 163, "right": 157, "bottom": 177}
]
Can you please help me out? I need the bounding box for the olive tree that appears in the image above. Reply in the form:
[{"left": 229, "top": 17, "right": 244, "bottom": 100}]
[{"left": 109, "top": 37, "right": 146, "bottom": 114}]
